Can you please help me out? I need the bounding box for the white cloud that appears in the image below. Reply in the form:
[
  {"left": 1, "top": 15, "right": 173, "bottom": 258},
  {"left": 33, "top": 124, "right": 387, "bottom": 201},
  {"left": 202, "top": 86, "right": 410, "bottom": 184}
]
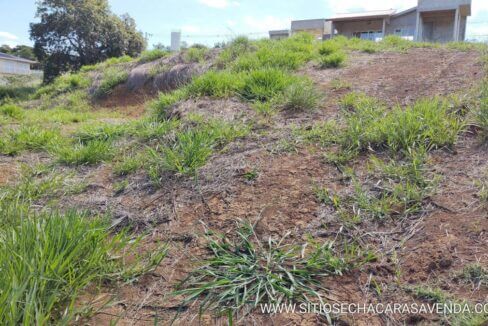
[
  {"left": 244, "top": 16, "right": 290, "bottom": 31},
  {"left": 198, "top": 0, "right": 238, "bottom": 9},
  {"left": 0, "top": 31, "right": 18, "bottom": 41}
]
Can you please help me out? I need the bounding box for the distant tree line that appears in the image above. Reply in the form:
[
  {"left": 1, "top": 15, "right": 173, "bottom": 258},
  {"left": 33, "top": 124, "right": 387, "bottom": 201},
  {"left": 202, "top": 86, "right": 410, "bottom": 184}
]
[
  {"left": 30, "top": 0, "right": 146, "bottom": 82},
  {"left": 0, "top": 45, "right": 36, "bottom": 61}
]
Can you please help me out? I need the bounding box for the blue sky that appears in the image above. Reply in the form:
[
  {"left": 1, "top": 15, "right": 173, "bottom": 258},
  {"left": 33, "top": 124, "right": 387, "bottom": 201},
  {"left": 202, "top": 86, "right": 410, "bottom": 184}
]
[{"left": 1, "top": 0, "right": 488, "bottom": 48}]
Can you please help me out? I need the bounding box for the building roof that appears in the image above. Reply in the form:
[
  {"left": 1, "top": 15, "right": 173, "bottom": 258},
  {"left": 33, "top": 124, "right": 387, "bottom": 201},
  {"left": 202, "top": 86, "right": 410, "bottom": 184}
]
[
  {"left": 326, "top": 9, "right": 397, "bottom": 22},
  {"left": 269, "top": 30, "right": 290, "bottom": 35},
  {"left": 291, "top": 19, "right": 327, "bottom": 30},
  {"left": 0, "top": 52, "right": 37, "bottom": 64}
]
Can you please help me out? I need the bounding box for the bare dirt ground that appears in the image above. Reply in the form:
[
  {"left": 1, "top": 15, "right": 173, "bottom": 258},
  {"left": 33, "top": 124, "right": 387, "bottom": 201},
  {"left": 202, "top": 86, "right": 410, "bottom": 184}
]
[{"left": 4, "top": 48, "right": 486, "bottom": 325}]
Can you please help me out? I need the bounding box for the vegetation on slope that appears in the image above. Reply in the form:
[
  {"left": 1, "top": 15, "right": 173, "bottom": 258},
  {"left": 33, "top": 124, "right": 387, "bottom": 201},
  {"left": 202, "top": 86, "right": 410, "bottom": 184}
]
[{"left": 0, "top": 33, "right": 487, "bottom": 324}]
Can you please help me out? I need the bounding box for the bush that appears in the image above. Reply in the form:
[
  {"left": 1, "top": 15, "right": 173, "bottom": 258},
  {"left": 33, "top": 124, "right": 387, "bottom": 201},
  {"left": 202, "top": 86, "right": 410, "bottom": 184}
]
[
  {"left": 281, "top": 80, "right": 321, "bottom": 112},
  {"left": 319, "top": 51, "right": 346, "bottom": 68},
  {"left": 56, "top": 140, "right": 114, "bottom": 166}
]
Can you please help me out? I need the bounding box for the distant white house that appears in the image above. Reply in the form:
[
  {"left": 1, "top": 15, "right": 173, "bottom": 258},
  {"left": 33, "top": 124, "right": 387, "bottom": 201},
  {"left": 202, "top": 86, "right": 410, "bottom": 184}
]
[{"left": 0, "top": 52, "right": 38, "bottom": 75}]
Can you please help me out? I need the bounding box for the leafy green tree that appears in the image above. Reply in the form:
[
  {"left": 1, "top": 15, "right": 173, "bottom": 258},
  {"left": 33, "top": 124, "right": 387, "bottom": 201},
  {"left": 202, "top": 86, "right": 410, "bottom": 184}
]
[{"left": 30, "top": 0, "right": 146, "bottom": 82}]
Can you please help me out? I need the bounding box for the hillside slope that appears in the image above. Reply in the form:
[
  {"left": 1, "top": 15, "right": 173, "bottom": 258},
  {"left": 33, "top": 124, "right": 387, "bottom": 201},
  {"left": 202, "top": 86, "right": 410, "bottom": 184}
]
[{"left": 0, "top": 36, "right": 487, "bottom": 325}]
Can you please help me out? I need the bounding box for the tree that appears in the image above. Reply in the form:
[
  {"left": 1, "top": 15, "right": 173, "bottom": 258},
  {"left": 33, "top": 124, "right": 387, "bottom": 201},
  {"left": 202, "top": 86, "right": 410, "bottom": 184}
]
[{"left": 30, "top": 0, "right": 146, "bottom": 82}]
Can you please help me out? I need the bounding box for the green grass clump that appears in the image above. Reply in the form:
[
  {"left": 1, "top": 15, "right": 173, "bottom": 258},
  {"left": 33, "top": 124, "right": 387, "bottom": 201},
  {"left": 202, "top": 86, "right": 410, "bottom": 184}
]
[
  {"left": 176, "top": 221, "right": 370, "bottom": 320},
  {"left": 0, "top": 103, "right": 24, "bottom": 119},
  {"left": 462, "top": 264, "right": 488, "bottom": 287},
  {"left": 151, "top": 88, "right": 189, "bottom": 121},
  {"left": 185, "top": 46, "right": 208, "bottom": 63},
  {"left": 318, "top": 41, "right": 339, "bottom": 56},
  {"left": 35, "top": 73, "right": 90, "bottom": 99},
  {"left": 338, "top": 95, "right": 463, "bottom": 155},
  {"left": 113, "top": 153, "right": 144, "bottom": 176},
  {"left": 95, "top": 66, "right": 129, "bottom": 98},
  {"left": 148, "top": 122, "right": 248, "bottom": 178},
  {"left": 281, "top": 80, "right": 321, "bottom": 112},
  {"left": 138, "top": 49, "right": 169, "bottom": 63},
  {"left": 319, "top": 51, "right": 346, "bottom": 68},
  {"left": 56, "top": 140, "right": 114, "bottom": 166},
  {"left": 187, "top": 70, "right": 244, "bottom": 98},
  {"left": 74, "top": 122, "right": 130, "bottom": 143},
  {"left": 476, "top": 81, "right": 488, "bottom": 143},
  {"left": 0, "top": 205, "right": 166, "bottom": 325},
  {"left": 0, "top": 126, "right": 62, "bottom": 155},
  {"left": 81, "top": 55, "right": 133, "bottom": 72},
  {"left": 240, "top": 68, "right": 296, "bottom": 102}
]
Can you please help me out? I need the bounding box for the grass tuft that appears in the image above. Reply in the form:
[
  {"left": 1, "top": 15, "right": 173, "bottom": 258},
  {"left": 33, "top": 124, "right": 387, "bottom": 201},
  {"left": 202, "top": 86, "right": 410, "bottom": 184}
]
[{"left": 176, "top": 221, "right": 370, "bottom": 320}]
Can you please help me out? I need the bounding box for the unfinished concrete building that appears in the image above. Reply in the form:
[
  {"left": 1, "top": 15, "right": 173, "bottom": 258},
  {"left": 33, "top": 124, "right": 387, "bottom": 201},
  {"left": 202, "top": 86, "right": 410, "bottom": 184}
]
[{"left": 326, "top": 0, "right": 472, "bottom": 42}]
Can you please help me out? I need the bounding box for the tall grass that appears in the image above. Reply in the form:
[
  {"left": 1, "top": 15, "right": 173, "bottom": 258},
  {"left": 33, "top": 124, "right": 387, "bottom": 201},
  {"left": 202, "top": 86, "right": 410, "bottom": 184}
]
[
  {"left": 147, "top": 121, "right": 248, "bottom": 179},
  {"left": 138, "top": 49, "right": 169, "bottom": 63},
  {"left": 0, "top": 126, "right": 62, "bottom": 155},
  {"left": 56, "top": 140, "right": 114, "bottom": 166},
  {"left": 0, "top": 209, "right": 166, "bottom": 324},
  {"left": 0, "top": 170, "right": 166, "bottom": 325},
  {"left": 338, "top": 94, "right": 463, "bottom": 155},
  {"left": 95, "top": 66, "right": 129, "bottom": 98}
]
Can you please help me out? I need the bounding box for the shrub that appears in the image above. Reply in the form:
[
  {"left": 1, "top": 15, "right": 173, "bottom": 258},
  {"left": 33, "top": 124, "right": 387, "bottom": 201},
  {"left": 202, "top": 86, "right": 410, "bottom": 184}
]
[
  {"left": 95, "top": 67, "right": 129, "bottom": 98},
  {"left": 319, "top": 51, "right": 346, "bottom": 68},
  {"left": 176, "top": 221, "right": 370, "bottom": 320},
  {"left": 138, "top": 49, "right": 169, "bottom": 63},
  {"left": 0, "top": 104, "right": 24, "bottom": 119},
  {"left": 281, "top": 80, "right": 321, "bottom": 112},
  {"left": 240, "top": 68, "right": 295, "bottom": 102},
  {"left": 56, "top": 140, "right": 114, "bottom": 166},
  {"left": 187, "top": 70, "right": 245, "bottom": 98}
]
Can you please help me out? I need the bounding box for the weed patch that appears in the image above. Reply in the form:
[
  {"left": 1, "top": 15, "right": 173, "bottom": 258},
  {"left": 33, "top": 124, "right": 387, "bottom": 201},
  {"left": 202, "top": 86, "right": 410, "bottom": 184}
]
[{"left": 176, "top": 221, "right": 371, "bottom": 320}]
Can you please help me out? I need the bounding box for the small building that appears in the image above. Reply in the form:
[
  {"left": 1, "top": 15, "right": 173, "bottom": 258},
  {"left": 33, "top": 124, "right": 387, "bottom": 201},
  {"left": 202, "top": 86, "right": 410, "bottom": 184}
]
[
  {"left": 326, "top": 0, "right": 472, "bottom": 42},
  {"left": 0, "top": 52, "right": 38, "bottom": 75},
  {"left": 291, "top": 19, "right": 332, "bottom": 40},
  {"left": 269, "top": 30, "right": 290, "bottom": 40}
]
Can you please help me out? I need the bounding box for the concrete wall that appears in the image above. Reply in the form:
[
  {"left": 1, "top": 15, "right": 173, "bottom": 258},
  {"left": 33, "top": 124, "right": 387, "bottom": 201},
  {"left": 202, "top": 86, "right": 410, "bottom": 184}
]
[
  {"left": 0, "top": 59, "right": 31, "bottom": 75},
  {"left": 418, "top": 0, "right": 470, "bottom": 12},
  {"left": 421, "top": 10, "right": 455, "bottom": 42},
  {"left": 386, "top": 10, "right": 417, "bottom": 37},
  {"left": 334, "top": 19, "right": 384, "bottom": 38}
]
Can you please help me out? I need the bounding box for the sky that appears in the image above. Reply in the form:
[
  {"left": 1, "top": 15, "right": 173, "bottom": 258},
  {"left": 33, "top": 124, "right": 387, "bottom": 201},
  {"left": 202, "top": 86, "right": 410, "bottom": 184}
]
[{"left": 1, "top": 0, "right": 488, "bottom": 48}]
